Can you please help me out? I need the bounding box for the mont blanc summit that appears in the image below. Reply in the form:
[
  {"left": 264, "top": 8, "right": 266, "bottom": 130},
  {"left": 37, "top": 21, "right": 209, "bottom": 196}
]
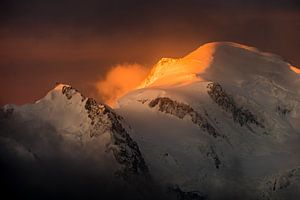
[{"left": 139, "top": 42, "right": 299, "bottom": 89}]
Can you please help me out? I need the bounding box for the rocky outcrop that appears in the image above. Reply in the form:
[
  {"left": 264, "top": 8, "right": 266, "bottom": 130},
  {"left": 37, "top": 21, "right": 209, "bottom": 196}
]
[
  {"left": 62, "top": 85, "right": 85, "bottom": 100},
  {"left": 207, "top": 82, "right": 264, "bottom": 128},
  {"left": 170, "top": 186, "right": 207, "bottom": 200},
  {"left": 61, "top": 85, "right": 149, "bottom": 177},
  {"left": 148, "top": 97, "right": 224, "bottom": 138},
  {"left": 260, "top": 167, "right": 300, "bottom": 200},
  {"left": 276, "top": 105, "right": 292, "bottom": 116},
  {"left": 84, "top": 98, "right": 149, "bottom": 177},
  {"left": 206, "top": 145, "right": 221, "bottom": 169}
]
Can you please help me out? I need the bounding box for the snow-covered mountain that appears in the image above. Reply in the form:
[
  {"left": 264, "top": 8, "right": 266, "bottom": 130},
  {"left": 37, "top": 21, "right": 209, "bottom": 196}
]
[
  {"left": 116, "top": 42, "right": 300, "bottom": 199},
  {"left": 1, "top": 42, "right": 300, "bottom": 200},
  {"left": 0, "top": 84, "right": 151, "bottom": 199}
]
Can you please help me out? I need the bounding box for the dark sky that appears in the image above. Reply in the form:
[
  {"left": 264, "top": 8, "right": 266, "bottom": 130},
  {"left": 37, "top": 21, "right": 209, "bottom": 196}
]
[{"left": 0, "top": 0, "right": 300, "bottom": 105}]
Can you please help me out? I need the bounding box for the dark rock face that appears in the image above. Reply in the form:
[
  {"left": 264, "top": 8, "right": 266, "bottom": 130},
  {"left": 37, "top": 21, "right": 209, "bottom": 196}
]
[
  {"left": 85, "top": 98, "right": 111, "bottom": 137},
  {"left": 276, "top": 105, "right": 292, "bottom": 116},
  {"left": 261, "top": 167, "right": 300, "bottom": 200},
  {"left": 148, "top": 97, "right": 224, "bottom": 169},
  {"left": 84, "top": 97, "right": 149, "bottom": 177},
  {"left": 206, "top": 145, "right": 221, "bottom": 169},
  {"left": 207, "top": 82, "right": 264, "bottom": 128},
  {"left": 148, "top": 97, "right": 224, "bottom": 138},
  {"left": 109, "top": 110, "right": 149, "bottom": 176},
  {"left": 170, "top": 186, "right": 207, "bottom": 200},
  {"left": 62, "top": 85, "right": 85, "bottom": 100}
]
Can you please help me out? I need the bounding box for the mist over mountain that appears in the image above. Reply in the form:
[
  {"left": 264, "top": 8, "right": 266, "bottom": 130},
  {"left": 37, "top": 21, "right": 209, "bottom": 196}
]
[{"left": 1, "top": 42, "right": 300, "bottom": 200}]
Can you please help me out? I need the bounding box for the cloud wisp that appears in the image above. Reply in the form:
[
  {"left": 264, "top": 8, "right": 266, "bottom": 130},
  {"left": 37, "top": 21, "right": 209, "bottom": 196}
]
[{"left": 96, "top": 64, "right": 149, "bottom": 107}]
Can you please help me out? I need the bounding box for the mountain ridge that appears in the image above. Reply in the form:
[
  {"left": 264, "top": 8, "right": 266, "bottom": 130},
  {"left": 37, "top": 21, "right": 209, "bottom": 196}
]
[{"left": 1, "top": 42, "right": 300, "bottom": 200}]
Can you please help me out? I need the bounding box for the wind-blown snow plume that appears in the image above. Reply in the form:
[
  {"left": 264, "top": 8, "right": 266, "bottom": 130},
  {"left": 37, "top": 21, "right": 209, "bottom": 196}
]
[{"left": 97, "top": 64, "right": 149, "bottom": 107}]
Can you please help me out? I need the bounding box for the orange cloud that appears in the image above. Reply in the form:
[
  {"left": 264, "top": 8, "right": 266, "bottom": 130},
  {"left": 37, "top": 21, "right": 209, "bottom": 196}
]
[{"left": 97, "top": 64, "right": 149, "bottom": 107}]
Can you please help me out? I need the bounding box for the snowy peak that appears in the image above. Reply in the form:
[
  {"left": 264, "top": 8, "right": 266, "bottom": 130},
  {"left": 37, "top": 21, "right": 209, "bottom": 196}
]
[
  {"left": 38, "top": 83, "right": 85, "bottom": 104},
  {"left": 139, "top": 42, "right": 299, "bottom": 89},
  {"left": 1, "top": 83, "right": 149, "bottom": 179}
]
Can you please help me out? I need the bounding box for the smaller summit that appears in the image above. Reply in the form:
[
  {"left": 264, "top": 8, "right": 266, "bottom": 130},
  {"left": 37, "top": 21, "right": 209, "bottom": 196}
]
[
  {"left": 139, "top": 42, "right": 298, "bottom": 89},
  {"left": 35, "top": 83, "right": 77, "bottom": 103},
  {"left": 0, "top": 84, "right": 148, "bottom": 188},
  {"left": 53, "top": 82, "right": 71, "bottom": 90}
]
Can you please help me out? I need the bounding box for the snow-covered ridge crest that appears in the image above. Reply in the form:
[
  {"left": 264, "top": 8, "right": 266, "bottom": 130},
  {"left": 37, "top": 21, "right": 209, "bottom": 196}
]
[{"left": 138, "top": 42, "right": 300, "bottom": 91}]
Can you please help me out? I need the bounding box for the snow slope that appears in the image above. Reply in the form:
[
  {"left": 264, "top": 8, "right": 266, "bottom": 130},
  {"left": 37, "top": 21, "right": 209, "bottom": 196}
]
[{"left": 116, "top": 42, "right": 300, "bottom": 199}]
